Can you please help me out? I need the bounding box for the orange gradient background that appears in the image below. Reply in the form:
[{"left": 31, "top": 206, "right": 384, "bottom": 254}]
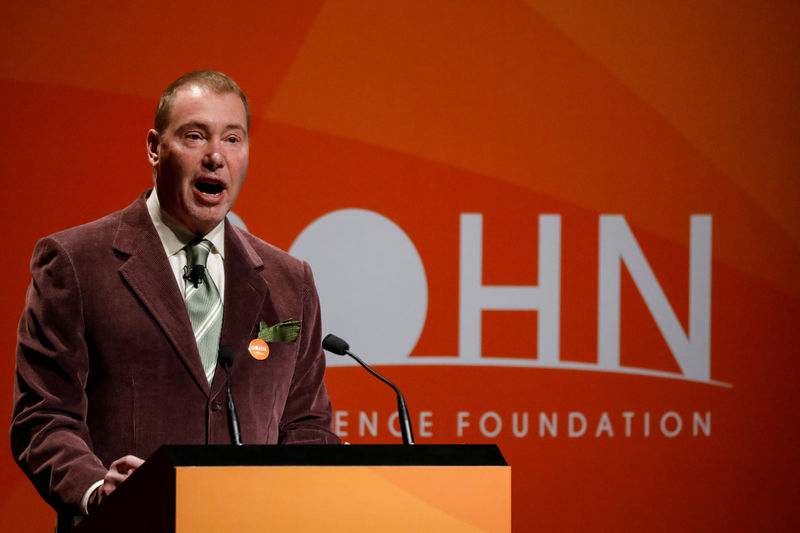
[{"left": 1, "top": 2, "right": 798, "bottom": 531}]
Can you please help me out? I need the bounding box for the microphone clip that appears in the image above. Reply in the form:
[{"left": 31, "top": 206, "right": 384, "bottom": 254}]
[{"left": 183, "top": 264, "right": 205, "bottom": 288}]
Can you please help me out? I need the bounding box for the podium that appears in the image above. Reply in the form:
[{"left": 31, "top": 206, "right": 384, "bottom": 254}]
[{"left": 74, "top": 445, "right": 510, "bottom": 532}]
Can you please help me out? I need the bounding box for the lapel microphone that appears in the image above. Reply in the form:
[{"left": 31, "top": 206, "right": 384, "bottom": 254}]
[{"left": 183, "top": 264, "right": 205, "bottom": 288}]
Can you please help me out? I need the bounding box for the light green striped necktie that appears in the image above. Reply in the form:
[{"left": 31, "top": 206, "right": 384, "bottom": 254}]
[{"left": 184, "top": 239, "right": 223, "bottom": 385}]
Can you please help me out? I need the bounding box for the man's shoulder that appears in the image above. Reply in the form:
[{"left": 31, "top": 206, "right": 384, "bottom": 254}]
[
  {"left": 47, "top": 210, "right": 123, "bottom": 245},
  {"left": 39, "top": 194, "right": 147, "bottom": 254}
]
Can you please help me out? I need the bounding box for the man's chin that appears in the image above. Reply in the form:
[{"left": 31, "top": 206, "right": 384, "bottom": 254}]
[{"left": 185, "top": 207, "right": 229, "bottom": 235}]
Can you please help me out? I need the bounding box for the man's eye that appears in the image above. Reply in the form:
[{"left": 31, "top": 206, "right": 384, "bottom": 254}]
[
  {"left": 226, "top": 136, "right": 239, "bottom": 144},
  {"left": 186, "top": 133, "right": 202, "bottom": 141}
]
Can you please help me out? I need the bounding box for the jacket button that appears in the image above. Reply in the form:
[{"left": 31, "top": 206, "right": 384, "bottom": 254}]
[{"left": 211, "top": 400, "right": 223, "bottom": 411}]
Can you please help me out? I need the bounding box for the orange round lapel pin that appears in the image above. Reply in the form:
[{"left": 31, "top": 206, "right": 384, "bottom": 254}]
[{"left": 248, "top": 339, "right": 269, "bottom": 360}]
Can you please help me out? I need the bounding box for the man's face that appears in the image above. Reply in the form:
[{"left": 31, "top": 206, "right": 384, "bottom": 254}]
[{"left": 147, "top": 85, "right": 249, "bottom": 235}]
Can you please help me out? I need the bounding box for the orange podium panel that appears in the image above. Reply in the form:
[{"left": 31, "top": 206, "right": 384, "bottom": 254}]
[{"left": 75, "top": 445, "right": 510, "bottom": 533}]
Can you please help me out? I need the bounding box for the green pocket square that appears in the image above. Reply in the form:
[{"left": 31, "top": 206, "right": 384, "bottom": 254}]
[{"left": 258, "top": 320, "right": 301, "bottom": 343}]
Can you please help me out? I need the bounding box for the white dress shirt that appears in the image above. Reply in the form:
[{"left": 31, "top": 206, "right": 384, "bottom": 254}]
[{"left": 145, "top": 189, "right": 226, "bottom": 300}]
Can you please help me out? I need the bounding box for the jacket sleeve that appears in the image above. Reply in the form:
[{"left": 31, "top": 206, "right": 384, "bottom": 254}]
[
  {"left": 277, "top": 261, "right": 341, "bottom": 444},
  {"left": 10, "top": 237, "right": 107, "bottom": 514}
]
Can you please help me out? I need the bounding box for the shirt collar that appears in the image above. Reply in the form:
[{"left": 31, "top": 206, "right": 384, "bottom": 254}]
[{"left": 146, "top": 188, "right": 226, "bottom": 259}]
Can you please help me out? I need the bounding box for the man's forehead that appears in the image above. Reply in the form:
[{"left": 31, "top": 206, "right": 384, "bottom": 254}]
[
  {"left": 181, "top": 84, "right": 208, "bottom": 99},
  {"left": 168, "top": 86, "right": 247, "bottom": 128}
]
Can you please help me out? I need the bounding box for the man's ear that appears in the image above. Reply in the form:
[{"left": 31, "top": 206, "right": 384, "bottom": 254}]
[{"left": 146, "top": 129, "right": 160, "bottom": 167}]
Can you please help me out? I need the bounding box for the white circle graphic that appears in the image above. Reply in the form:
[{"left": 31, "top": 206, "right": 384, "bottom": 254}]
[{"left": 290, "top": 209, "right": 428, "bottom": 365}]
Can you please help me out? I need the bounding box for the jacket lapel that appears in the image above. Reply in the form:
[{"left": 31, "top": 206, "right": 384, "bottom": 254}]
[
  {"left": 112, "top": 193, "right": 211, "bottom": 394},
  {"left": 219, "top": 222, "right": 273, "bottom": 359}
]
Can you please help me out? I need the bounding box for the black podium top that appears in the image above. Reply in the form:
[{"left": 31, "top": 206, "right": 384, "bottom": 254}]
[{"left": 152, "top": 443, "right": 507, "bottom": 467}]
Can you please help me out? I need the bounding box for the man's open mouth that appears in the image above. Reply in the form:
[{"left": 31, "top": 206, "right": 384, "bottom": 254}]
[{"left": 195, "top": 181, "right": 225, "bottom": 195}]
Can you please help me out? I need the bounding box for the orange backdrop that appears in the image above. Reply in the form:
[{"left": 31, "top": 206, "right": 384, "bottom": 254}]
[{"left": 1, "top": 2, "right": 798, "bottom": 531}]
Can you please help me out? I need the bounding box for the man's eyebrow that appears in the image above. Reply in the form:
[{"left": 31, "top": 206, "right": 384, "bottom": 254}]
[
  {"left": 176, "top": 121, "right": 211, "bottom": 133},
  {"left": 176, "top": 121, "right": 246, "bottom": 134}
]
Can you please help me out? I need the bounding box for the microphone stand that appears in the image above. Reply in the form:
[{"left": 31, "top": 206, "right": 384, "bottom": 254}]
[{"left": 323, "top": 334, "right": 415, "bottom": 445}]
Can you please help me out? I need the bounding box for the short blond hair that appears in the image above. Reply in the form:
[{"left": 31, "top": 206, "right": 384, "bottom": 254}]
[{"left": 154, "top": 70, "right": 249, "bottom": 134}]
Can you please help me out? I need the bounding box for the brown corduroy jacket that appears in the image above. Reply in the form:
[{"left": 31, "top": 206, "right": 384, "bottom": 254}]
[{"left": 11, "top": 191, "right": 339, "bottom": 518}]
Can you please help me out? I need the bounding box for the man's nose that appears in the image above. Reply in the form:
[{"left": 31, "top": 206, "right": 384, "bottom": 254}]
[{"left": 203, "top": 151, "right": 224, "bottom": 171}]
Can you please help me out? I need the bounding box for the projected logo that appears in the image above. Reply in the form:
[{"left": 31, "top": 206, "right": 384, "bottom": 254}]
[{"left": 289, "top": 208, "right": 721, "bottom": 386}]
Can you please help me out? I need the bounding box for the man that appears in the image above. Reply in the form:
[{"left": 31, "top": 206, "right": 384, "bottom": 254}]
[{"left": 11, "top": 71, "right": 340, "bottom": 529}]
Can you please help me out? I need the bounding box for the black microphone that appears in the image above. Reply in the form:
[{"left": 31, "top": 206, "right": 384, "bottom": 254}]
[
  {"left": 322, "top": 334, "right": 415, "bottom": 445},
  {"left": 183, "top": 264, "right": 205, "bottom": 288},
  {"left": 218, "top": 345, "right": 242, "bottom": 446}
]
